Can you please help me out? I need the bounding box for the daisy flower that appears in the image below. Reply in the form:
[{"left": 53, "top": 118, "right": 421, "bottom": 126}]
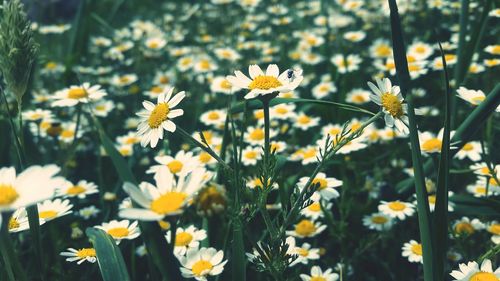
[
  {"left": 363, "top": 212, "right": 393, "bottom": 231},
  {"left": 226, "top": 64, "right": 303, "bottom": 99},
  {"left": 368, "top": 77, "right": 409, "bottom": 134},
  {"left": 51, "top": 83, "right": 107, "bottom": 107},
  {"left": 300, "top": 193, "right": 332, "bottom": 220},
  {"left": 22, "top": 109, "right": 53, "bottom": 122},
  {"left": 119, "top": 167, "right": 211, "bottom": 221},
  {"left": 297, "top": 173, "right": 342, "bottom": 200},
  {"left": 37, "top": 198, "right": 73, "bottom": 221},
  {"left": 166, "top": 225, "right": 207, "bottom": 256},
  {"left": 8, "top": 208, "right": 45, "bottom": 233},
  {"left": 146, "top": 150, "right": 200, "bottom": 176},
  {"left": 331, "top": 54, "right": 362, "bottom": 73},
  {"left": 346, "top": 88, "right": 371, "bottom": 104},
  {"left": 199, "top": 109, "right": 227, "bottom": 128},
  {"left": 271, "top": 103, "right": 296, "bottom": 120},
  {"left": 78, "top": 205, "right": 100, "bottom": 220},
  {"left": 378, "top": 200, "right": 415, "bottom": 220},
  {"left": 0, "top": 165, "right": 65, "bottom": 212},
  {"left": 300, "top": 266, "right": 340, "bottom": 281},
  {"left": 293, "top": 112, "right": 320, "bottom": 130},
  {"left": 60, "top": 248, "right": 97, "bottom": 264},
  {"left": 456, "top": 87, "right": 498, "bottom": 110},
  {"left": 402, "top": 240, "right": 423, "bottom": 264},
  {"left": 95, "top": 220, "right": 140, "bottom": 244},
  {"left": 455, "top": 141, "right": 482, "bottom": 161},
  {"left": 291, "top": 242, "right": 320, "bottom": 265},
  {"left": 452, "top": 217, "right": 485, "bottom": 236},
  {"left": 210, "top": 76, "right": 233, "bottom": 95},
  {"left": 57, "top": 180, "right": 99, "bottom": 199},
  {"left": 244, "top": 126, "right": 278, "bottom": 146},
  {"left": 286, "top": 219, "right": 326, "bottom": 238},
  {"left": 450, "top": 259, "right": 499, "bottom": 281},
  {"left": 312, "top": 81, "right": 337, "bottom": 99},
  {"left": 485, "top": 221, "right": 500, "bottom": 244},
  {"left": 241, "top": 146, "right": 262, "bottom": 166},
  {"left": 136, "top": 87, "right": 185, "bottom": 148},
  {"left": 179, "top": 247, "right": 227, "bottom": 281}
]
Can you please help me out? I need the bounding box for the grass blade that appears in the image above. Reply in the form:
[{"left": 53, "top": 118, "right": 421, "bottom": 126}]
[
  {"left": 231, "top": 219, "right": 246, "bottom": 281},
  {"left": 86, "top": 228, "right": 131, "bottom": 281},
  {"left": 396, "top": 83, "right": 500, "bottom": 193},
  {"left": 433, "top": 42, "right": 451, "bottom": 281},
  {"left": 387, "top": 1, "right": 434, "bottom": 280}
]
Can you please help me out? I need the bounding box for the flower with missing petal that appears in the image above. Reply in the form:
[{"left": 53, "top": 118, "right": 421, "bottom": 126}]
[{"left": 368, "top": 78, "right": 409, "bottom": 134}]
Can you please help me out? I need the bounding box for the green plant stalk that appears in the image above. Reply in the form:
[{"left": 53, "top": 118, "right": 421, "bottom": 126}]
[
  {"left": 433, "top": 43, "right": 451, "bottom": 281},
  {"left": 387, "top": 1, "right": 434, "bottom": 280},
  {"left": 0, "top": 214, "right": 27, "bottom": 281},
  {"left": 396, "top": 83, "right": 500, "bottom": 193},
  {"left": 231, "top": 218, "right": 246, "bottom": 281}
]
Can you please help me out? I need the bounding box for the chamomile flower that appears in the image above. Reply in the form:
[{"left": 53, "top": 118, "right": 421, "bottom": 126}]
[
  {"left": 226, "top": 64, "right": 303, "bottom": 99},
  {"left": 298, "top": 173, "right": 342, "bottom": 200},
  {"left": 146, "top": 150, "right": 200, "bottom": 176},
  {"left": 95, "top": 220, "right": 140, "bottom": 244},
  {"left": 346, "top": 88, "right": 371, "bottom": 104},
  {"left": 455, "top": 141, "right": 482, "bottom": 161},
  {"left": 452, "top": 217, "right": 485, "bottom": 236},
  {"left": 51, "top": 83, "right": 107, "bottom": 107},
  {"left": 300, "top": 266, "right": 339, "bottom": 281},
  {"left": 457, "top": 87, "right": 500, "bottom": 111},
  {"left": 402, "top": 240, "right": 423, "bottom": 264},
  {"left": 486, "top": 221, "right": 500, "bottom": 244},
  {"left": 312, "top": 81, "right": 337, "bottom": 99},
  {"left": 450, "top": 259, "right": 500, "bottom": 281},
  {"left": 179, "top": 247, "right": 227, "bottom": 281},
  {"left": 0, "top": 165, "right": 65, "bottom": 212},
  {"left": 166, "top": 225, "right": 207, "bottom": 256},
  {"left": 136, "top": 87, "right": 185, "bottom": 148},
  {"left": 200, "top": 109, "right": 227, "bottom": 127},
  {"left": 37, "top": 198, "right": 73, "bottom": 221},
  {"left": 58, "top": 180, "right": 99, "bottom": 199},
  {"left": 363, "top": 212, "right": 394, "bottom": 231},
  {"left": 331, "top": 54, "right": 362, "bottom": 73},
  {"left": 378, "top": 200, "right": 415, "bottom": 220},
  {"left": 60, "top": 248, "right": 97, "bottom": 264},
  {"left": 8, "top": 208, "right": 45, "bottom": 233},
  {"left": 286, "top": 219, "right": 326, "bottom": 238},
  {"left": 119, "top": 167, "right": 211, "bottom": 220},
  {"left": 368, "top": 77, "right": 409, "bottom": 134},
  {"left": 210, "top": 76, "right": 233, "bottom": 94},
  {"left": 244, "top": 126, "right": 278, "bottom": 145},
  {"left": 22, "top": 109, "right": 53, "bottom": 122},
  {"left": 294, "top": 112, "right": 320, "bottom": 130},
  {"left": 271, "top": 103, "right": 296, "bottom": 120},
  {"left": 241, "top": 146, "right": 262, "bottom": 166},
  {"left": 300, "top": 193, "right": 332, "bottom": 220},
  {"left": 292, "top": 242, "right": 320, "bottom": 265}
]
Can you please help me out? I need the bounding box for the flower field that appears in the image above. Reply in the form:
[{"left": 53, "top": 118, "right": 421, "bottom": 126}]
[{"left": 0, "top": 0, "right": 499, "bottom": 280}]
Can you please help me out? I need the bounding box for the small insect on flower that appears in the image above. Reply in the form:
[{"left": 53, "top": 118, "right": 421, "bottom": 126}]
[
  {"left": 136, "top": 87, "right": 186, "bottom": 148},
  {"left": 367, "top": 77, "right": 409, "bottom": 134},
  {"left": 286, "top": 67, "right": 303, "bottom": 82}
]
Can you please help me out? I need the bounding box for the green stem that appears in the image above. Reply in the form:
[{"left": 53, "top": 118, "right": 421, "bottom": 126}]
[{"left": 0, "top": 214, "right": 27, "bottom": 281}]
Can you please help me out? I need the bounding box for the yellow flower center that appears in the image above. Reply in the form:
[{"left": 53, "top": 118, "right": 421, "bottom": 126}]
[
  {"left": 107, "top": 227, "right": 130, "bottom": 238},
  {"left": 462, "top": 143, "right": 474, "bottom": 151},
  {"left": 411, "top": 244, "right": 423, "bottom": 256},
  {"left": 45, "top": 61, "right": 57, "bottom": 69},
  {"left": 387, "top": 201, "right": 406, "bottom": 211},
  {"left": 371, "top": 215, "right": 388, "bottom": 224},
  {"left": 275, "top": 107, "right": 288, "bottom": 114},
  {"left": 167, "top": 160, "right": 183, "bottom": 174},
  {"left": 175, "top": 232, "right": 193, "bottom": 246},
  {"left": 295, "top": 219, "right": 316, "bottom": 237},
  {"left": 308, "top": 202, "right": 321, "bottom": 212},
  {"left": 150, "top": 86, "right": 163, "bottom": 94},
  {"left": 381, "top": 93, "right": 403, "bottom": 117},
  {"left": 39, "top": 210, "right": 58, "bottom": 219},
  {"left": 0, "top": 184, "right": 19, "bottom": 205},
  {"left": 159, "top": 76, "right": 169, "bottom": 84},
  {"left": 311, "top": 277, "right": 327, "bottom": 281},
  {"left": 67, "top": 88, "right": 88, "bottom": 99},
  {"left": 220, "top": 79, "right": 232, "bottom": 89},
  {"left": 158, "top": 220, "right": 171, "bottom": 230},
  {"left": 297, "top": 115, "right": 311, "bottom": 124},
  {"left": 9, "top": 218, "right": 20, "bottom": 230},
  {"left": 199, "top": 152, "right": 212, "bottom": 164},
  {"left": 422, "top": 138, "right": 442, "bottom": 152},
  {"left": 191, "top": 260, "right": 213, "bottom": 276},
  {"left": 311, "top": 178, "right": 328, "bottom": 190},
  {"left": 207, "top": 112, "right": 220, "bottom": 120},
  {"left": 148, "top": 103, "right": 170, "bottom": 129},
  {"left": 428, "top": 195, "right": 436, "bottom": 204},
  {"left": 150, "top": 192, "right": 187, "bottom": 215},
  {"left": 67, "top": 185, "right": 86, "bottom": 195},
  {"left": 488, "top": 224, "right": 500, "bottom": 235},
  {"left": 76, "top": 248, "right": 96, "bottom": 259},
  {"left": 245, "top": 151, "right": 258, "bottom": 159},
  {"left": 353, "top": 94, "right": 366, "bottom": 103},
  {"left": 60, "top": 130, "right": 75, "bottom": 138},
  {"left": 375, "top": 45, "right": 391, "bottom": 57},
  {"left": 199, "top": 60, "right": 211, "bottom": 70},
  {"left": 249, "top": 128, "right": 264, "bottom": 141},
  {"left": 469, "top": 272, "right": 498, "bottom": 281},
  {"left": 147, "top": 42, "right": 159, "bottom": 49},
  {"left": 297, "top": 248, "right": 309, "bottom": 257},
  {"left": 248, "top": 75, "right": 283, "bottom": 90},
  {"left": 455, "top": 222, "right": 475, "bottom": 235},
  {"left": 490, "top": 46, "right": 500, "bottom": 55}
]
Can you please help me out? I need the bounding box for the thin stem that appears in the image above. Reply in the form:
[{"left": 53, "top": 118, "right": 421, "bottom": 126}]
[
  {"left": 176, "top": 126, "right": 232, "bottom": 171},
  {"left": 0, "top": 86, "right": 25, "bottom": 166},
  {"left": 0, "top": 214, "right": 27, "bottom": 281}
]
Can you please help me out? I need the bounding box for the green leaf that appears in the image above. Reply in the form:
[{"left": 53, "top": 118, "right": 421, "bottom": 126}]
[
  {"left": 86, "top": 228, "right": 130, "bottom": 281},
  {"left": 387, "top": 1, "right": 435, "bottom": 280},
  {"left": 231, "top": 219, "right": 246, "bottom": 281},
  {"left": 451, "top": 195, "right": 500, "bottom": 217},
  {"left": 433, "top": 43, "right": 451, "bottom": 281}
]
